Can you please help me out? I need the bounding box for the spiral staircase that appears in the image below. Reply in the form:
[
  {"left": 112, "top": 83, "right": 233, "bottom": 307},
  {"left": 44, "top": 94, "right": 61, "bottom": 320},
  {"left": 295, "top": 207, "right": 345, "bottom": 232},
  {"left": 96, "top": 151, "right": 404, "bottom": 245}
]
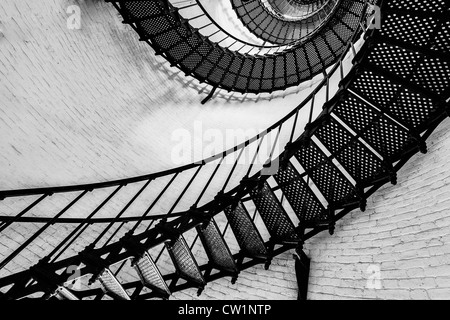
[
  {"left": 0, "top": 0, "right": 449, "bottom": 300},
  {"left": 232, "top": 0, "right": 340, "bottom": 44}
]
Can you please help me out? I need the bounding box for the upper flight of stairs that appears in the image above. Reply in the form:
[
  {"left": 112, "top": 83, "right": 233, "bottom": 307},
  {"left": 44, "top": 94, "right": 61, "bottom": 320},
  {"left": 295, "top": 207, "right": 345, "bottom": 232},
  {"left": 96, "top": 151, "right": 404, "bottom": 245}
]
[
  {"left": 0, "top": 0, "right": 449, "bottom": 300},
  {"left": 266, "top": 0, "right": 329, "bottom": 19},
  {"left": 106, "top": 0, "right": 367, "bottom": 93},
  {"left": 231, "top": 0, "right": 338, "bottom": 45}
]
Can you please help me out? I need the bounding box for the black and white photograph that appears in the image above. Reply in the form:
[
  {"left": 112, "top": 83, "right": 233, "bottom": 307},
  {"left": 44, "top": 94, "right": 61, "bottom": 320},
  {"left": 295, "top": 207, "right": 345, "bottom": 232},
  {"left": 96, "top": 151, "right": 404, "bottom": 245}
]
[{"left": 0, "top": 0, "right": 449, "bottom": 306}]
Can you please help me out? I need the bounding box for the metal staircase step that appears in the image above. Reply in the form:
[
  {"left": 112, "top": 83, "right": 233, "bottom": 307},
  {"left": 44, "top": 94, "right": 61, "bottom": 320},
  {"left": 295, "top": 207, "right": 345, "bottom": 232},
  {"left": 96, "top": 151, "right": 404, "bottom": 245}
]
[
  {"left": 380, "top": 9, "right": 443, "bottom": 48},
  {"left": 315, "top": 117, "right": 388, "bottom": 187},
  {"left": 165, "top": 235, "right": 206, "bottom": 290},
  {"left": 364, "top": 41, "right": 450, "bottom": 98},
  {"left": 96, "top": 268, "right": 131, "bottom": 300},
  {"left": 250, "top": 181, "right": 300, "bottom": 244},
  {"left": 232, "top": 0, "right": 339, "bottom": 45},
  {"left": 274, "top": 162, "right": 329, "bottom": 228},
  {"left": 132, "top": 252, "right": 171, "bottom": 298},
  {"left": 332, "top": 91, "right": 420, "bottom": 161},
  {"left": 223, "top": 201, "right": 269, "bottom": 259},
  {"left": 294, "top": 140, "right": 361, "bottom": 209},
  {"left": 196, "top": 218, "right": 239, "bottom": 276}
]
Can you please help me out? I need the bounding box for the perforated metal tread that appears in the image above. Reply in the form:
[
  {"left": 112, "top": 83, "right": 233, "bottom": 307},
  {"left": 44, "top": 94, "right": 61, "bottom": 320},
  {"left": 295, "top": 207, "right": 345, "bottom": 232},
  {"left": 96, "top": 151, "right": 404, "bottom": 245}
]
[
  {"left": 350, "top": 60, "right": 445, "bottom": 132},
  {"left": 223, "top": 201, "right": 269, "bottom": 259},
  {"left": 165, "top": 235, "right": 206, "bottom": 288},
  {"left": 332, "top": 91, "right": 418, "bottom": 162},
  {"left": 196, "top": 218, "right": 238, "bottom": 275},
  {"left": 294, "top": 140, "right": 360, "bottom": 208},
  {"left": 268, "top": 0, "right": 328, "bottom": 18},
  {"left": 0, "top": 0, "right": 449, "bottom": 301},
  {"left": 132, "top": 252, "right": 171, "bottom": 297},
  {"left": 274, "top": 162, "right": 329, "bottom": 228},
  {"left": 250, "top": 182, "right": 300, "bottom": 244},
  {"left": 381, "top": 1, "right": 449, "bottom": 49},
  {"left": 365, "top": 40, "right": 450, "bottom": 97}
]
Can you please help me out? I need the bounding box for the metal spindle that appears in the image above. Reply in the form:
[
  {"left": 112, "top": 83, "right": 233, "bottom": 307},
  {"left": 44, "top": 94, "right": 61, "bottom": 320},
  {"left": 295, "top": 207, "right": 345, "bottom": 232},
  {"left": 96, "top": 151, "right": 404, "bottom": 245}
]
[
  {"left": 221, "top": 147, "right": 245, "bottom": 192},
  {"left": 103, "top": 221, "right": 127, "bottom": 247},
  {"left": 49, "top": 185, "right": 124, "bottom": 262},
  {"left": 267, "top": 124, "right": 283, "bottom": 163},
  {"left": 289, "top": 109, "right": 300, "bottom": 143},
  {"left": 308, "top": 93, "right": 316, "bottom": 125},
  {"left": 193, "top": 158, "right": 224, "bottom": 207},
  {"left": 90, "top": 180, "right": 151, "bottom": 248},
  {"left": 131, "top": 173, "right": 180, "bottom": 233},
  {"left": 0, "top": 194, "right": 48, "bottom": 233},
  {"left": 165, "top": 165, "right": 203, "bottom": 216},
  {"left": 0, "top": 190, "right": 88, "bottom": 270},
  {"left": 246, "top": 134, "right": 267, "bottom": 177}
]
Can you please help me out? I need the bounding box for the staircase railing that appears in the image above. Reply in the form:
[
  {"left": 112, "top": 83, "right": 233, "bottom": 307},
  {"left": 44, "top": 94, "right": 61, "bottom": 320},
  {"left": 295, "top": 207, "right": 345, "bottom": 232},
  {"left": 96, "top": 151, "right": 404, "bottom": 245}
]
[
  {"left": 107, "top": 0, "right": 367, "bottom": 95},
  {"left": 0, "top": 10, "right": 371, "bottom": 299},
  {"left": 170, "top": 0, "right": 305, "bottom": 55}
]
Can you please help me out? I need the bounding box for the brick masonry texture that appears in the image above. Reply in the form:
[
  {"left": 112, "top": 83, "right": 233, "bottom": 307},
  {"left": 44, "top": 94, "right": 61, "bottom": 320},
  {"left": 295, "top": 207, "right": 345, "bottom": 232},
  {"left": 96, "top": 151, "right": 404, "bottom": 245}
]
[{"left": 1, "top": 0, "right": 450, "bottom": 300}]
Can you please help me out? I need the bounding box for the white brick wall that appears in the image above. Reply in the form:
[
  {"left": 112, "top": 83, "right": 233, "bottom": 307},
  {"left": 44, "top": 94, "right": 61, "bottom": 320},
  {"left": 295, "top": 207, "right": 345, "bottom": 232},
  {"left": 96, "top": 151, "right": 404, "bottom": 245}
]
[{"left": 1, "top": 0, "right": 449, "bottom": 301}]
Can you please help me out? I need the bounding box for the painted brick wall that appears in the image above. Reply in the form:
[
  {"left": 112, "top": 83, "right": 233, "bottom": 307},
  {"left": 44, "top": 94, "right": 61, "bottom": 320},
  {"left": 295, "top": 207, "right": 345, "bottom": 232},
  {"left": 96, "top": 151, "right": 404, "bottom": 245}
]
[{"left": 1, "top": 0, "right": 449, "bottom": 301}]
